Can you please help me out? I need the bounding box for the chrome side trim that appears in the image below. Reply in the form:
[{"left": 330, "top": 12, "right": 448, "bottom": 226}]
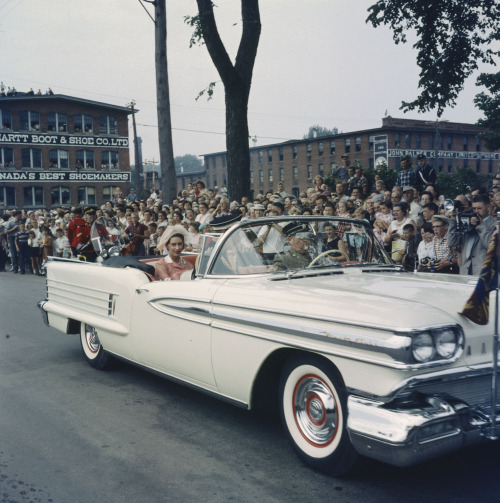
[{"left": 148, "top": 297, "right": 211, "bottom": 325}]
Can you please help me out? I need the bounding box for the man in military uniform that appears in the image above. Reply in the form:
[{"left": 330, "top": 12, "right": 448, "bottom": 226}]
[{"left": 272, "top": 222, "right": 313, "bottom": 271}]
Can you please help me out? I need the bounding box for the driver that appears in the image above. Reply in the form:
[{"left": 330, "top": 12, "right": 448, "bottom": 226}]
[{"left": 272, "top": 222, "right": 313, "bottom": 271}]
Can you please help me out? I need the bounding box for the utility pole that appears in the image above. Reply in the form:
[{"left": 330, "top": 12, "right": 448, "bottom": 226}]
[{"left": 127, "top": 101, "right": 142, "bottom": 193}]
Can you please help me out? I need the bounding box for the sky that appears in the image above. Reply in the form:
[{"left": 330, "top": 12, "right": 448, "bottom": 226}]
[{"left": 1, "top": 0, "right": 497, "bottom": 163}]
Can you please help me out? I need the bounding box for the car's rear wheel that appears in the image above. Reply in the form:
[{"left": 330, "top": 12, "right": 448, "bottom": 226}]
[
  {"left": 80, "top": 323, "right": 109, "bottom": 369},
  {"left": 279, "top": 354, "right": 357, "bottom": 475}
]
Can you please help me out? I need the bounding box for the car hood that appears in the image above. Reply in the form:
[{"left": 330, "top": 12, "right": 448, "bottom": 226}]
[{"left": 216, "top": 268, "right": 483, "bottom": 331}]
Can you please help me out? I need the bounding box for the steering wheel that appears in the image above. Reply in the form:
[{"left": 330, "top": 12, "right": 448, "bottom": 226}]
[{"left": 308, "top": 249, "right": 349, "bottom": 267}]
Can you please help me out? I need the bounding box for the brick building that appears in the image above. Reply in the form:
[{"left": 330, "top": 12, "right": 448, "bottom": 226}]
[
  {"left": 203, "top": 117, "right": 500, "bottom": 198},
  {"left": 0, "top": 93, "right": 132, "bottom": 209}
]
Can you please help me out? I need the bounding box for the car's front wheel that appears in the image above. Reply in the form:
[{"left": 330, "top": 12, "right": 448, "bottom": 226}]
[
  {"left": 80, "top": 323, "right": 109, "bottom": 369},
  {"left": 279, "top": 354, "right": 357, "bottom": 475}
]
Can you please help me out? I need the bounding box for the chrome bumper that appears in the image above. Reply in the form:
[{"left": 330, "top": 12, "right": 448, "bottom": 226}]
[
  {"left": 38, "top": 299, "right": 49, "bottom": 326},
  {"left": 347, "top": 394, "right": 499, "bottom": 467}
]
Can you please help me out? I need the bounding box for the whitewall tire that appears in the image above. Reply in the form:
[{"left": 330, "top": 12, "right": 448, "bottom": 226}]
[{"left": 80, "top": 323, "right": 109, "bottom": 370}]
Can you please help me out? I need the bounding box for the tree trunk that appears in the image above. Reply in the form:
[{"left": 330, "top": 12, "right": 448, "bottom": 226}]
[
  {"left": 196, "top": 0, "right": 260, "bottom": 203},
  {"left": 155, "top": 0, "right": 177, "bottom": 203}
]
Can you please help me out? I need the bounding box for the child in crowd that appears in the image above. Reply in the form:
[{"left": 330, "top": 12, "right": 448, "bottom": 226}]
[
  {"left": 401, "top": 223, "right": 421, "bottom": 270},
  {"left": 54, "top": 228, "right": 71, "bottom": 258},
  {"left": 373, "top": 201, "right": 394, "bottom": 243},
  {"left": 336, "top": 201, "right": 350, "bottom": 218},
  {"left": 186, "top": 221, "right": 201, "bottom": 252},
  {"left": 148, "top": 223, "right": 158, "bottom": 255},
  {"left": 41, "top": 226, "right": 54, "bottom": 265},
  {"left": 417, "top": 222, "right": 436, "bottom": 271}
]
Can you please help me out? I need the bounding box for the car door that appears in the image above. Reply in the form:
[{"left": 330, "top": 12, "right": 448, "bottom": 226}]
[{"left": 130, "top": 277, "right": 225, "bottom": 387}]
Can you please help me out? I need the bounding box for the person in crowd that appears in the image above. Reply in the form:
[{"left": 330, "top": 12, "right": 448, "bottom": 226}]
[
  {"left": 401, "top": 223, "right": 421, "bottom": 271},
  {"left": 396, "top": 155, "right": 417, "bottom": 189},
  {"left": 41, "top": 226, "right": 54, "bottom": 265},
  {"left": 334, "top": 155, "right": 350, "bottom": 183},
  {"left": 54, "top": 228, "right": 70, "bottom": 258},
  {"left": 373, "top": 201, "right": 393, "bottom": 243},
  {"left": 4, "top": 210, "right": 23, "bottom": 272},
  {"left": 322, "top": 222, "right": 348, "bottom": 261},
  {"left": 417, "top": 222, "right": 436, "bottom": 269},
  {"left": 447, "top": 194, "right": 496, "bottom": 275},
  {"left": 384, "top": 202, "right": 415, "bottom": 262},
  {"left": 415, "top": 153, "right": 437, "bottom": 192},
  {"left": 127, "top": 189, "right": 138, "bottom": 203},
  {"left": 154, "top": 228, "right": 193, "bottom": 281},
  {"left": 14, "top": 220, "right": 31, "bottom": 274},
  {"left": 123, "top": 213, "right": 149, "bottom": 256},
  {"left": 420, "top": 215, "right": 458, "bottom": 273},
  {"left": 186, "top": 221, "right": 202, "bottom": 252},
  {"left": 355, "top": 166, "right": 369, "bottom": 196}
]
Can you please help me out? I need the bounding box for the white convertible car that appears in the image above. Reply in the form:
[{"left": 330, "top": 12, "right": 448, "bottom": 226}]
[{"left": 38, "top": 215, "right": 499, "bottom": 475}]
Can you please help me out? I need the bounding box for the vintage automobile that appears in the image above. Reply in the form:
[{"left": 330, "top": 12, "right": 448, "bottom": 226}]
[{"left": 38, "top": 215, "right": 500, "bottom": 475}]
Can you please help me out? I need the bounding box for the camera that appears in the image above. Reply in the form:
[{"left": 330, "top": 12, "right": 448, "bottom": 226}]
[
  {"left": 443, "top": 199, "right": 474, "bottom": 232},
  {"left": 420, "top": 257, "right": 438, "bottom": 272}
]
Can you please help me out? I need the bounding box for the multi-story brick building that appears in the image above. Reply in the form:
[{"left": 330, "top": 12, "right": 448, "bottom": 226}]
[
  {"left": 0, "top": 93, "right": 132, "bottom": 209},
  {"left": 203, "top": 117, "right": 500, "bottom": 198}
]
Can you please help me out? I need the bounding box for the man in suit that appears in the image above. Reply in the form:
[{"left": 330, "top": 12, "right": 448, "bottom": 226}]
[{"left": 447, "top": 194, "right": 496, "bottom": 275}]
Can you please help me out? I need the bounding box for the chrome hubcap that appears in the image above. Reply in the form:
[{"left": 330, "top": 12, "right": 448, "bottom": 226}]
[
  {"left": 85, "top": 325, "right": 100, "bottom": 354},
  {"left": 293, "top": 374, "right": 339, "bottom": 447}
]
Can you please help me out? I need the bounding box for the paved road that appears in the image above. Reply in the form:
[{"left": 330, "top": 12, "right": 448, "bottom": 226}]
[{"left": 1, "top": 272, "right": 500, "bottom": 503}]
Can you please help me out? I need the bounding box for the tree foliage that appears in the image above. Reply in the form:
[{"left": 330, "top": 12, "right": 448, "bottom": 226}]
[
  {"left": 302, "top": 125, "right": 338, "bottom": 139},
  {"left": 367, "top": 0, "right": 500, "bottom": 116},
  {"left": 174, "top": 154, "right": 203, "bottom": 172},
  {"left": 436, "top": 166, "right": 484, "bottom": 198},
  {"left": 475, "top": 71, "right": 500, "bottom": 151}
]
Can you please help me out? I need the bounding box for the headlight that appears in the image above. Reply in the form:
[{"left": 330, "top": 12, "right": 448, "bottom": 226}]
[
  {"left": 435, "top": 329, "right": 459, "bottom": 359},
  {"left": 412, "top": 332, "right": 435, "bottom": 363}
]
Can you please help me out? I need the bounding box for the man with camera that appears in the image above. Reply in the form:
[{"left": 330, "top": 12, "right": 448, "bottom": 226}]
[{"left": 447, "top": 194, "right": 496, "bottom": 275}]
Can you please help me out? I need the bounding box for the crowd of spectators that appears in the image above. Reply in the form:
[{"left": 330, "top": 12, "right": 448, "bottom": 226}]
[
  {"left": 0, "top": 82, "right": 54, "bottom": 97},
  {"left": 1, "top": 152, "right": 499, "bottom": 277}
]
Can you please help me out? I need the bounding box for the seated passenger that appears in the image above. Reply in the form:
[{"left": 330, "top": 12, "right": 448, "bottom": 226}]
[
  {"left": 322, "top": 223, "right": 348, "bottom": 261},
  {"left": 272, "top": 222, "right": 313, "bottom": 271},
  {"left": 154, "top": 228, "right": 193, "bottom": 281}
]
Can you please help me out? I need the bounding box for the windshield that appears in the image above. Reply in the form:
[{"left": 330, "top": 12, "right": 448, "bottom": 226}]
[{"left": 209, "top": 217, "right": 392, "bottom": 276}]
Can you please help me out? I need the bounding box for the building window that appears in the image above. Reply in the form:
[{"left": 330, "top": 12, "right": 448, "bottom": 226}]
[
  {"left": 212, "top": 158, "right": 216, "bottom": 170},
  {"left": 355, "top": 137, "right": 361, "bottom": 152},
  {"left": 447, "top": 159, "right": 453, "bottom": 173},
  {"left": 489, "top": 159, "right": 493, "bottom": 174},
  {"left": 0, "top": 109, "right": 12, "bottom": 129},
  {"left": 0, "top": 147, "right": 13, "bottom": 168},
  {"left": 279, "top": 147, "right": 283, "bottom": 161},
  {"left": 463, "top": 136, "right": 469, "bottom": 151},
  {"left": 77, "top": 186, "right": 96, "bottom": 205},
  {"left": 306, "top": 143, "right": 312, "bottom": 154},
  {"left": 74, "top": 114, "right": 93, "bottom": 133},
  {"left": 102, "top": 186, "right": 118, "bottom": 201},
  {"left": 394, "top": 133, "right": 400, "bottom": 148},
  {"left": 330, "top": 141, "right": 335, "bottom": 155},
  {"left": 0, "top": 186, "right": 15, "bottom": 207},
  {"left": 307, "top": 165, "right": 312, "bottom": 180},
  {"left": 476, "top": 137, "right": 481, "bottom": 152},
  {"left": 438, "top": 135, "right": 443, "bottom": 150},
  {"left": 21, "top": 148, "right": 42, "bottom": 168},
  {"left": 344, "top": 138, "right": 350, "bottom": 153},
  {"left": 99, "top": 116, "right": 118, "bottom": 135},
  {"left": 268, "top": 169, "right": 273, "bottom": 183},
  {"left": 415, "top": 134, "right": 421, "bottom": 149},
  {"left": 268, "top": 149, "right": 273, "bottom": 163},
  {"left": 447, "top": 135, "right": 452, "bottom": 150},
  {"left": 213, "top": 175, "right": 218, "bottom": 187},
  {"left": 258, "top": 170, "right": 263, "bottom": 184},
  {"left": 429, "top": 134, "right": 434, "bottom": 150},
  {"left": 47, "top": 113, "right": 67, "bottom": 132},
  {"left": 318, "top": 142, "right": 324, "bottom": 156},
  {"left": 76, "top": 150, "right": 94, "bottom": 169},
  {"left": 279, "top": 167, "right": 284, "bottom": 181},
  {"left": 51, "top": 186, "right": 70, "bottom": 206},
  {"left": 250, "top": 170, "right": 254, "bottom": 184},
  {"left": 292, "top": 146, "right": 298, "bottom": 159},
  {"left": 24, "top": 186, "right": 44, "bottom": 206},
  {"left": 292, "top": 166, "right": 298, "bottom": 182},
  {"left": 368, "top": 136, "right": 374, "bottom": 151},
  {"left": 222, "top": 154, "right": 226, "bottom": 168},
  {"left": 258, "top": 150, "right": 263, "bottom": 163},
  {"left": 369, "top": 158, "right": 374, "bottom": 170},
  {"left": 223, "top": 174, "right": 227, "bottom": 185},
  {"left": 318, "top": 163, "right": 324, "bottom": 176},
  {"left": 101, "top": 151, "right": 119, "bottom": 169},
  {"left": 405, "top": 134, "right": 411, "bottom": 149},
  {"left": 20, "top": 111, "right": 40, "bottom": 131},
  {"left": 476, "top": 159, "right": 481, "bottom": 173},
  {"left": 49, "top": 149, "right": 69, "bottom": 169}
]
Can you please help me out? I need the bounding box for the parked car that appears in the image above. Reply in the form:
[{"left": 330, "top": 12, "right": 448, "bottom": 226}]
[{"left": 38, "top": 215, "right": 499, "bottom": 475}]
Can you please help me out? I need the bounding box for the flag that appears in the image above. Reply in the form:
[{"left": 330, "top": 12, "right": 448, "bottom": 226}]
[{"left": 460, "top": 233, "right": 498, "bottom": 325}]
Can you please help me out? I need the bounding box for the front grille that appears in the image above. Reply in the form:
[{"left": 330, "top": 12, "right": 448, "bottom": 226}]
[{"left": 409, "top": 373, "right": 500, "bottom": 409}]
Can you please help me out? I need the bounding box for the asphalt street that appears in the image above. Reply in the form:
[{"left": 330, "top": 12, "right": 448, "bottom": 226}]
[{"left": 1, "top": 272, "right": 500, "bottom": 503}]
